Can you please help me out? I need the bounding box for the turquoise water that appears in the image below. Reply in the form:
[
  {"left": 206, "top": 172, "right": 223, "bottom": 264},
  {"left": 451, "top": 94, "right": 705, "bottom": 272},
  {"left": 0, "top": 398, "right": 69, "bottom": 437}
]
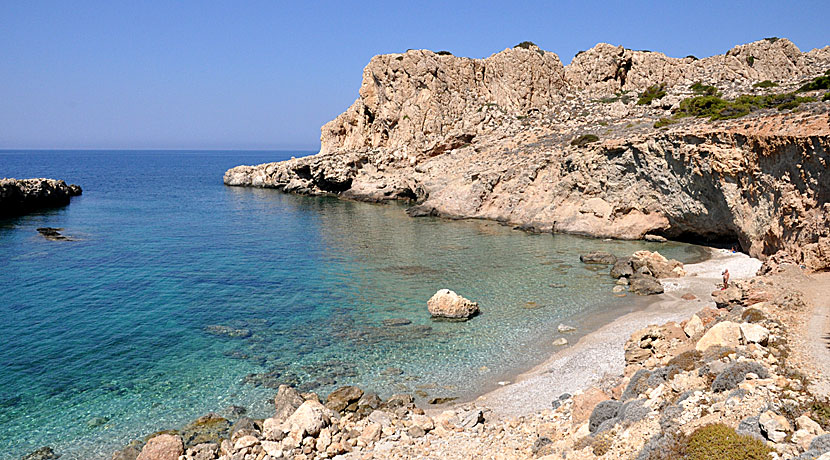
[{"left": 0, "top": 150, "right": 706, "bottom": 459}]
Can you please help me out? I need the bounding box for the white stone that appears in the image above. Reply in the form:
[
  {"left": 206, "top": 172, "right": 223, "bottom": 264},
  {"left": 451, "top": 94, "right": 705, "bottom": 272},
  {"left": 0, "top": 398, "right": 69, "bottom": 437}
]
[
  {"left": 552, "top": 338, "right": 568, "bottom": 346},
  {"left": 740, "top": 323, "right": 770, "bottom": 345},
  {"left": 695, "top": 321, "right": 741, "bottom": 351},
  {"left": 684, "top": 314, "right": 704, "bottom": 338}
]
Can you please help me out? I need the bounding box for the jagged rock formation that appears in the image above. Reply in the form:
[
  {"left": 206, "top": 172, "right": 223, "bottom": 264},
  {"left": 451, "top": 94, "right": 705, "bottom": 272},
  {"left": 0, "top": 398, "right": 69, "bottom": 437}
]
[
  {"left": 225, "top": 38, "right": 830, "bottom": 270},
  {"left": 0, "top": 178, "right": 82, "bottom": 217}
]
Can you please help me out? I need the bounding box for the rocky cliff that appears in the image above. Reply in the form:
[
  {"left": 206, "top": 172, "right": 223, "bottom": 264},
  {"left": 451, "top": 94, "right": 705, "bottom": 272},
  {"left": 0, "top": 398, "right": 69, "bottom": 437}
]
[
  {"left": 225, "top": 38, "right": 830, "bottom": 270},
  {"left": 0, "top": 178, "right": 83, "bottom": 217}
]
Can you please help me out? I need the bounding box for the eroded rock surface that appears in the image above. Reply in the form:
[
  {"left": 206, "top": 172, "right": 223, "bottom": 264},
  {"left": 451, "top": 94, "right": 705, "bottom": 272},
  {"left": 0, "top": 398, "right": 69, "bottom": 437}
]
[
  {"left": 0, "top": 178, "right": 82, "bottom": 217},
  {"left": 225, "top": 38, "right": 830, "bottom": 270}
]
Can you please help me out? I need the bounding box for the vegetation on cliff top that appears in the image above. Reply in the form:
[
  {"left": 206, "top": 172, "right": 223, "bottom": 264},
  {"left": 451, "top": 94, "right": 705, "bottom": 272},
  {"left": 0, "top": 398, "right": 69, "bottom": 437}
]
[{"left": 514, "top": 41, "right": 544, "bottom": 56}]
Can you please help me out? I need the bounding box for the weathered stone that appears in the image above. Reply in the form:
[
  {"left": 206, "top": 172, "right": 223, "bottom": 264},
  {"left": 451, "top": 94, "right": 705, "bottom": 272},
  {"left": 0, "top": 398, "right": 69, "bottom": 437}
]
[
  {"left": 325, "top": 386, "right": 364, "bottom": 413},
  {"left": 610, "top": 258, "right": 633, "bottom": 278},
  {"left": 136, "top": 434, "right": 183, "bottom": 460},
  {"left": 284, "top": 400, "right": 332, "bottom": 437},
  {"left": 427, "top": 289, "right": 479, "bottom": 320},
  {"left": 740, "top": 323, "right": 770, "bottom": 345},
  {"left": 696, "top": 321, "right": 741, "bottom": 351},
  {"left": 712, "top": 286, "right": 743, "bottom": 308},
  {"left": 683, "top": 314, "right": 704, "bottom": 338},
  {"left": 760, "top": 411, "right": 792, "bottom": 442},
  {"left": 274, "top": 384, "right": 306, "bottom": 422},
  {"left": 629, "top": 275, "right": 664, "bottom": 295},
  {"left": 571, "top": 388, "right": 610, "bottom": 425},
  {"left": 0, "top": 178, "right": 82, "bottom": 217},
  {"left": 580, "top": 251, "right": 617, "bottom": 264}
]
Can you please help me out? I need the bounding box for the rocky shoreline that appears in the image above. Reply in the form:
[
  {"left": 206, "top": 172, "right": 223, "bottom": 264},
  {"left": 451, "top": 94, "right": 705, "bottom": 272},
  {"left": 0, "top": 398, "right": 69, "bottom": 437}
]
[
  {"left": 0, "top": 178, "right": 82, "bottom": 217},
  {"left": 86, "top": 248, "right": 830, "bottom": 460},
  {"left": 224, "top": 37, "right": 830, "bottom": 271}
]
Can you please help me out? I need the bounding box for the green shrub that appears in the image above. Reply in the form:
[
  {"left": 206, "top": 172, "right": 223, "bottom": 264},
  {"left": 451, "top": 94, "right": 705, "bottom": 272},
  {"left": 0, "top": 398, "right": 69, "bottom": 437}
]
[
  {"left": 690, "top": 82, "right": 719, "bottom": 95},
  {"left": 800, "top": 75, "right": 830, "bottom": 91},
  {"left": 670, "top": 91, "right": 815, "bottom": 122},
  {"left": 571, "top": 134, "right": 599, "bottom": 146},
  {"left": 686, "top": 55, "right": 698, "bottom": 60},
  {"left": 685, "top": 424, "right": 773, "bottom": 460},
  {"left": 638, "top": 83, "right": 667, "bottom": 105},
  {"left": 753, "top": 80, "right": 779, "bottom": 88},
  {"left": 824, "top": 92, "right": 830, "bottom": 101},
  {"left": 765, "top": 37, "right": 780, "bottom": 43},
  {"left": 746, "top": 55, "right": 755, "bottom": 66},
  {"left": 436, "top": 50, "right": 452, "bottom": 56},
  {"left": 514, "top": 41, "right": 544, "bottom": 56}
]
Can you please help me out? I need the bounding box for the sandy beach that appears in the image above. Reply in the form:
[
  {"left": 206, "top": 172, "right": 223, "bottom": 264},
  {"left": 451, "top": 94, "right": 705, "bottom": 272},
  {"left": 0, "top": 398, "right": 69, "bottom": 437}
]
[{"left": 474, "top": 248, "right": 763, "bottom": 418}]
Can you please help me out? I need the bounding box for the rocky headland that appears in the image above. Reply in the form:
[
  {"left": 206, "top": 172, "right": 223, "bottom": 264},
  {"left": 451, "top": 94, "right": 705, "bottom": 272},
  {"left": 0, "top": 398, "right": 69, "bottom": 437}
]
[
  {"left": 225, "top": 37, "right": 830, "bottom": 270},
  {"left": 0, "top": 178, "right": 82, "bottom": 217}
]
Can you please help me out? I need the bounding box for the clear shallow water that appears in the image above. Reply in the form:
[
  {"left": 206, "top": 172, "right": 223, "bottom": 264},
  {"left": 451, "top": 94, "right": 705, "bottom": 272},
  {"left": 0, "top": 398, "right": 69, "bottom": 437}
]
[{"left": 0, "top": 150, "right": 706, "bottom": 459}]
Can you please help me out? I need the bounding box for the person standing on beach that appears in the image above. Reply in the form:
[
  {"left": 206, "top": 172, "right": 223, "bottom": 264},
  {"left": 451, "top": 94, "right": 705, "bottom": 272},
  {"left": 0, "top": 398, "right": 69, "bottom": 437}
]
[{"left": 722, "top": 269, "right": 730, "bottom": 289}]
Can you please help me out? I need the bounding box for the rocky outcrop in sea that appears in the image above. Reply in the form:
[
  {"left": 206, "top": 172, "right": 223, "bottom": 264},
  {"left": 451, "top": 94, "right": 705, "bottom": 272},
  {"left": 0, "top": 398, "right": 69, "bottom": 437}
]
[
  {"left": 224, "top": 37, "right": 830, "bottom": 271},
  {"left": 0, "top": 178, "right": 82, "bottom": 217}
]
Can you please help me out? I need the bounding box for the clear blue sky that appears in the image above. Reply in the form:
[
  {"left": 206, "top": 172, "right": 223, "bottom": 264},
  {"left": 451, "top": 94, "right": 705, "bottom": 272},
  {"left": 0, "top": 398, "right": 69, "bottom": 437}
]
[{"left": 1, "top": 1, "right": 828, "bottom": 150}]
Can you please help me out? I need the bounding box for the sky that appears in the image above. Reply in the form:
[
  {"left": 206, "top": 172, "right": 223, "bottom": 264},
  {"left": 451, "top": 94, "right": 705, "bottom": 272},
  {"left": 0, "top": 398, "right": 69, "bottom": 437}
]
[{"left": 1, "top": 1, "right": 828, "bottom": 151}]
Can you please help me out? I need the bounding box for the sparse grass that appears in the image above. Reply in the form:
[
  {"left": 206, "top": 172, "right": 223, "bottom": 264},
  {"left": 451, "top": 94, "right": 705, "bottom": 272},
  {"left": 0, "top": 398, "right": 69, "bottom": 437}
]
[
  {"left": 685, "top": 424, "right": 773, "bottom": 460},
  {"left": 753, "top": 80, "right": 779, "bottom": 88},
  {"left": 809, "top": 399, "right": 830, "bottom": 431},
  {"left": 690, "top": 82, "right": 719, "bottom": 96},
  {"left": 638, "top": 83, "right": 667, "bottom": 105},
  {"left": 654, "top": 118, "right": 677, "bottom": 128},
  {"left": 571, "top": 134, "right": 599, "bottom": 147},
  {"left": 800, "top": 75, "right": 830, "bottom": 92}
]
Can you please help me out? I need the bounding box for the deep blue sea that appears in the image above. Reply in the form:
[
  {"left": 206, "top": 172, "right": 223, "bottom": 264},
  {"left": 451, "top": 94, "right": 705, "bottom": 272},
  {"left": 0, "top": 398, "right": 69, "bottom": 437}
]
[{"left": 0, "top": 150, "right": 706, "bottom": 459}]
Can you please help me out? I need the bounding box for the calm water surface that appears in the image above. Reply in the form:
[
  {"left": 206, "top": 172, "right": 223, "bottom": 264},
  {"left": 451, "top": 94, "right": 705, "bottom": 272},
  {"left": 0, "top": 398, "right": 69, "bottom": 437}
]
[{"left": 0, "top": 150, "right": 706, "bottom": 459}]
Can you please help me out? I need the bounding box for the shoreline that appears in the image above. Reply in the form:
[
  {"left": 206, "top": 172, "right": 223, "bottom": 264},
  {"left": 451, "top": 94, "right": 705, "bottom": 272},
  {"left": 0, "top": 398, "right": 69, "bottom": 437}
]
[{"left": 465, "top": 248, "right": 762, "bottom": 418}]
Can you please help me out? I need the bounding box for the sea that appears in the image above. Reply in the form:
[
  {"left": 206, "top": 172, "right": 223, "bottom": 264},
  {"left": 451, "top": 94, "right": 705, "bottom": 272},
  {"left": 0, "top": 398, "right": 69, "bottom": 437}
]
[{"left": 0, "top": 150, "right": 707, "bottom": 459}]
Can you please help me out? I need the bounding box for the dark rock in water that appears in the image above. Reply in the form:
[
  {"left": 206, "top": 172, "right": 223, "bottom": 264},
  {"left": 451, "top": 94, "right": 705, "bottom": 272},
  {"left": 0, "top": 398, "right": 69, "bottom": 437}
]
[
  {"left": 628, "top": 275, "right": 664, "bottom": 295},
  {"left": 179, "top": 413, "right": 230, "bottom": 448},
  {"left": 274, "top": 384, "right": 305, "bottom": 422},
  {"left": 36, "top": 227, "right": 70, "bottom": 241},
  {"left": 382, "top": 318, "right": 412, "bottom": 327},
  {"left": 203, "top": 325, "right": 252, "bottom": 338},
  {"left": 326, "top": 385, "right": 364, "bottom": 412},
  {"left": 382, "top": 265, "right": 441, "bottom": 276},
  {"left": 579, "top": 251, "right": 617, "bottom": 264},
  {"left": 241, "top": 371, "right": 281, "bottom": 388},
  {"left": 610, "top": 257, "right": 633, "bottom": 278},
  {"left": 86, "top": 416, "right": 110, "bottom": 428},
  {"left": 221, "top": 405, "right": 247, "bottom": 419},
  {"left": 1, "top": 178, "right": 82, "bottom": 217},
  {"left": 21, "top": 446, "right": 60, "bottom": 460},
  {"left": 428, "top": 396, "right": 458, "bottom": 405}
]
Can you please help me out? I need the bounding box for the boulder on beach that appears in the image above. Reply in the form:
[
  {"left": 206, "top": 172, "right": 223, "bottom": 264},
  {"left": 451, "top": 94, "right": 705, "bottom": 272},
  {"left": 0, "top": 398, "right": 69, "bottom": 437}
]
[
  {"left": 579, "top": 251, "right": 617, "bottom": 265},
  {"left": 427, "top": 289, "right": 479, "bottom": 320},
  {"left": 631, "top": 250, "right": 685, "bottom": 278},
  {"left": 610, "top": 257, "right": 633, "bottom": 278},
  {"left": 628, "top": 275, "right": 664, "bottom": 295}
]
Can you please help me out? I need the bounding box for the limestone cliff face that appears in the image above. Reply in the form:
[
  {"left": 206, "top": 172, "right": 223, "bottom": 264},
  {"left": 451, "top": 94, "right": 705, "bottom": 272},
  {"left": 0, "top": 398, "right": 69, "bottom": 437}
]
[
  {"left": 225, "top": 38, "right": 830, "bottom": 270},
  {"left": 565, "top": 38, "right": 812, "bottom": 95},
  {"left": 320, "top": 45, "right": 565, "bottom": 156}
]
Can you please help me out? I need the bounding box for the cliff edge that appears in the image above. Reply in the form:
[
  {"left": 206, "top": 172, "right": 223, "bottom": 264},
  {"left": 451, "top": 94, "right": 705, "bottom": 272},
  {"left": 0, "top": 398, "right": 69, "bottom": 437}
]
[{"left": 225, "top": 38, "right": 830, "bottom": 270}]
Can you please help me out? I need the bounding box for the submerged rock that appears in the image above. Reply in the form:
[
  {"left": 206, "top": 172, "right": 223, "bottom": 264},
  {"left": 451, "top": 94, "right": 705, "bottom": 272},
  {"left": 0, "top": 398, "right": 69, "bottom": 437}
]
[
  {"left": 427, "top": 289, "right": 479, "bottom": 320},
  {"left": 580, "top": 251, "right": 617, "bottom": 265},
  {"left": 21, "top": 447, "right": 60, "bottom": 460}
]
